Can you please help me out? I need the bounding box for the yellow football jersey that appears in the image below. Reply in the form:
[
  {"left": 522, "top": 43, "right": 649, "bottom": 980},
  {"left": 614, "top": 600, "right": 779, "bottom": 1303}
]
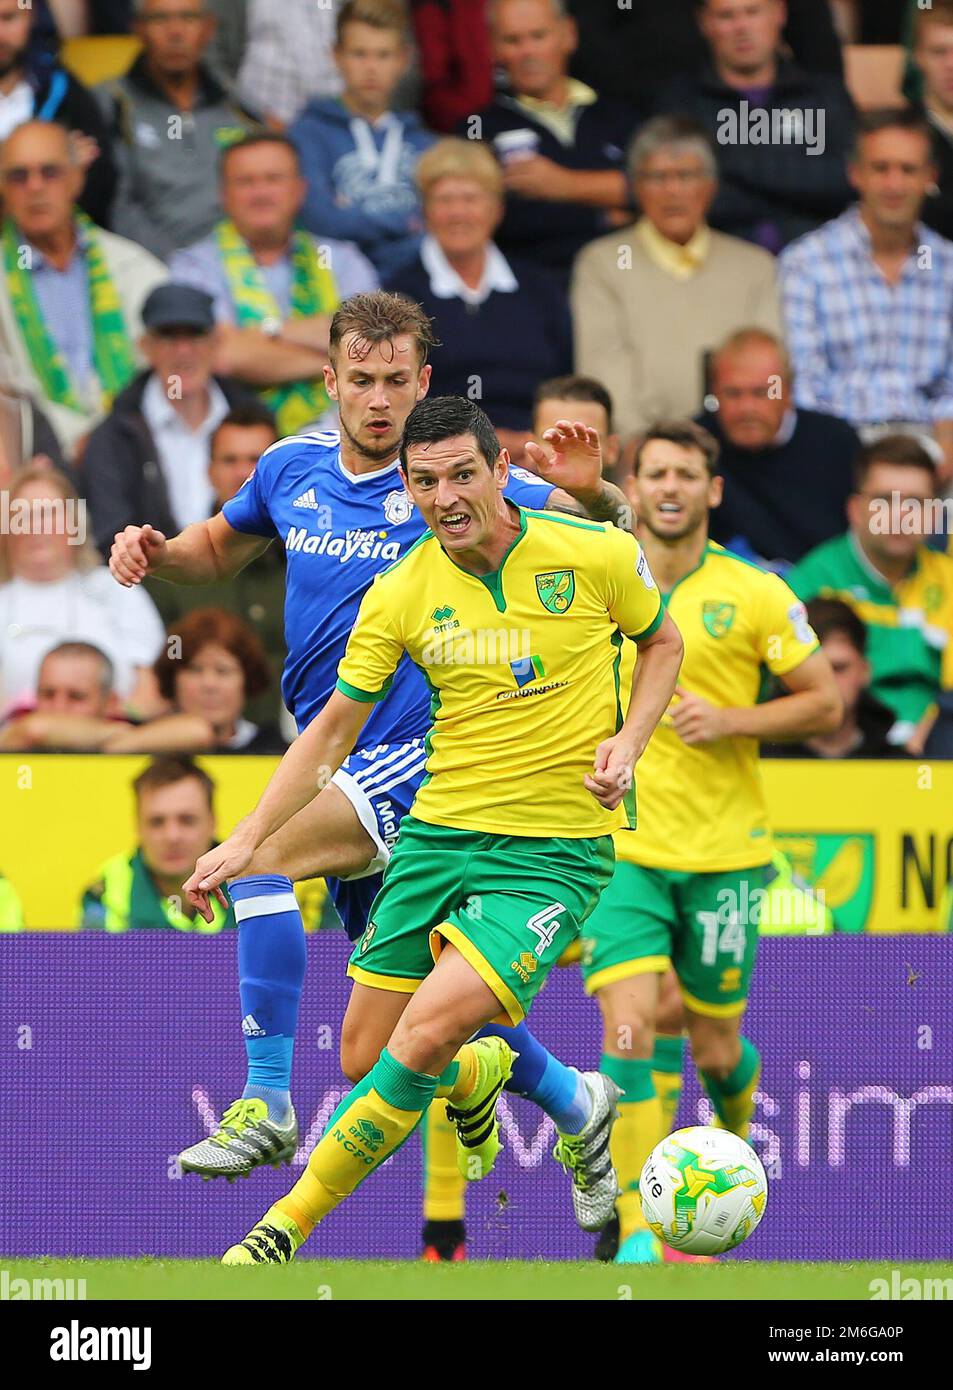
[
  {"left": 617, "top": 542, "right": 818, "bottom": 872},
  {"left": 336, "top": 508, "right": 663, "bottom": 838}
]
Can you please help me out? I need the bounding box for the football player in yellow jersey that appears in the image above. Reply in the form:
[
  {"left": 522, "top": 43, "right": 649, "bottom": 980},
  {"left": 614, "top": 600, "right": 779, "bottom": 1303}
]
[
  {"left": 184, "top": 396, "right": 684, "bottom": 1264},
  {"left": 580, "top": 420, "right": 842, "bottom": 1265}
]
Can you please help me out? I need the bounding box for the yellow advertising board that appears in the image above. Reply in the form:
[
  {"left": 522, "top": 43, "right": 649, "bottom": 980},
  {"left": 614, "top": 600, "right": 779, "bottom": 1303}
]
[{"left": 1, "top": 755, "right": 951, "bottom": 932}]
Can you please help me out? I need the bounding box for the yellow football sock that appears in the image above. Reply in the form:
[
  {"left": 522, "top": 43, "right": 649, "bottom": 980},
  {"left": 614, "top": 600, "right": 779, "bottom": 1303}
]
[
  {"left": 652, "top": 1034, "right": 686, "bottom": 1135},
  {"left": 276, "top": 1049, "right": 437, "bottom": 1239},
  {"left": 602, "top": 1055, "right": 664, "bottom": 1242},
  {"left": 422, "top": 1098, "right": 466, "bottom": 1222},
  {"left": 434, "top": 1042, "right": 479, "bottom": 1103}
]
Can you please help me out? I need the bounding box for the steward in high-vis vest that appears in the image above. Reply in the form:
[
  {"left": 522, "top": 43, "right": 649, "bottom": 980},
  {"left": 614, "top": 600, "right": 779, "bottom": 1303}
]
[
  {"left": 80, "top": 848, "right": 235, "bottom": 933},
  {"left": 79, "top": 755, "right": 237, "bottom": 932}
]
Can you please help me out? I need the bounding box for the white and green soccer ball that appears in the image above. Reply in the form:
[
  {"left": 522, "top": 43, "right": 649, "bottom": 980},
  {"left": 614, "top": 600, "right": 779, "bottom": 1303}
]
[{"left": 639, "top": 1126, "right": 768, "bottom": 1256}]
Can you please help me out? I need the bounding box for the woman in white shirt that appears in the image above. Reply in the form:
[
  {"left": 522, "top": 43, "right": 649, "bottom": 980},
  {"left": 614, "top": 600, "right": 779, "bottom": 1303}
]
[{"left": 0, "top": 464, "right": 165, "bottom": 715}]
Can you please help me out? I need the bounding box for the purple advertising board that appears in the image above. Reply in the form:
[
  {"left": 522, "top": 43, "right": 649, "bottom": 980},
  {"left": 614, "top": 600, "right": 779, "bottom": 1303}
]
[{"left": 2, "top": 936, "right": 951, "bottom": 1262}]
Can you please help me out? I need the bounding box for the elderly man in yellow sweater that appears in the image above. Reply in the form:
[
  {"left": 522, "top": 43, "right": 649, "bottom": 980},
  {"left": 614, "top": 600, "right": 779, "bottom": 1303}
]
[{"left": 571, "top": 115, "right": 782, "bottom": 445}]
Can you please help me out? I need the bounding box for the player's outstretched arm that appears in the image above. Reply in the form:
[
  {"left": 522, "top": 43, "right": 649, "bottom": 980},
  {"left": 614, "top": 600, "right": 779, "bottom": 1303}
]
[
  {"left": 183, "top": 690, "right": 371, "bottom": 921},
  {"left": 109, "top": 513, "right": 271, "bottom": 589},
  {"left": 524, "top": 421, "right": 634, "bottom": 531},
  {"left": 586, "top": 610, "right": 684, "bottom": 810}
]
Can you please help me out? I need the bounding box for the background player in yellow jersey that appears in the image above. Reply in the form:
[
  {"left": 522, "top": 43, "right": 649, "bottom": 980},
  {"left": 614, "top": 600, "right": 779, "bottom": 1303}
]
[
  {"left": 184, "top": 396, "right": 684, "bottom": 1264},
  {"left": 581, "top": 420, "right": 842, "bottom": 1265}
]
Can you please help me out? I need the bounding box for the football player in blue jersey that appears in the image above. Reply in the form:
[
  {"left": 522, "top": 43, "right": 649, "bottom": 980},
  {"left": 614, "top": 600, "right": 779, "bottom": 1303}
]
[{"left": 109, "top": 291, "right": 635, "bottom": 1245}]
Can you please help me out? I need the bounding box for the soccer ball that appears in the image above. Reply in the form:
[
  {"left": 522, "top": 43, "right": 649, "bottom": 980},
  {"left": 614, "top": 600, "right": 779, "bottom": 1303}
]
[{"left": 639, "top": 1126, "right": 768, "bottom": 1255}]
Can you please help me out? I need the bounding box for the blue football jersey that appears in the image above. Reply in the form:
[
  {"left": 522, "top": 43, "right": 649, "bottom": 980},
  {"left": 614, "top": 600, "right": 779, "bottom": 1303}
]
[{"left": 222, "top": 430, "right": 556, "bottom": 743}]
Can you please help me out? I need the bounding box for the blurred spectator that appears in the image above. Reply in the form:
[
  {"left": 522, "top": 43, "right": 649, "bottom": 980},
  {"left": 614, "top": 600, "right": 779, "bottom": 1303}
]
[
  {"left": 0, "top": 121, "right": 165, "bottom": 459},
  {"left": 654, "top": 0, "right": 855, "bottom": 253},
  {"left": 204, "top": 0, "right": 247, "bottom": 94},
  {"left": 82, "top": 283, "right": 260, "bottom": 555},
  {"left": 0, "top": 0, "right": 116, "bottom": 224},
  {"left": 532, "top": 373, "right": 621, "bottom": 475},
  {"left": 95, "top": 0, "right": 257, "bottom": 260},
  {"left": 0, "top": 637, "right": 210, "bottom": 749},
  {"left": 0, "top": 387, "right": 66, "bottom": 480},
  {"left": 233, "top": 0, "right": 341, "bottom": 128},
  {"left": 788, "top": 435, "right": 953, "bottom": 757},
  {"left": 412, "top": 0, "right": 492, "bottom": 133},
  {"left": 779, "top": 110, "right": 953, "bottom": 481},
  {"left": 87, "top": 3, "right": 135, "bottom": 33},
  {"left": 170, "top": 133, "right": 377, "bottom": 436},
  {"left": 290, "top": 0, "right": 433, "bottom": 281},
  {"left": 911, "top": 0, "right": 953, "bottom": 243},
  {"left": 0, "top": 871, "right": 24, "bottom": 929},
  {"left": 468, "top": 0, "right": 637, "bottom": 285},
  {"left": 764, "top": 598, "right": 910, "bottom": 760},
  {"left": 144, "top": 405, "right": 287, "bottom": 726},
  {"left": 572, "top": 116, "right": 781, "bottom": 442},
  {"left": 700, "top": 327, "right": 860, "bottom": 565},
  {"left": 153, "top": 607, "right": 285, "bottom": 752},
  {"left": 386, "top": 137, "right": 571, "bottom": 456},
  {"left": 566, "top": 0, "right": 844, "bottom": 111},
  {"left": 0, "top": 463, "right": 164, "bottom": 711},
  {"left": 79, "top": 756, "right": 237, "bottom": 931}
]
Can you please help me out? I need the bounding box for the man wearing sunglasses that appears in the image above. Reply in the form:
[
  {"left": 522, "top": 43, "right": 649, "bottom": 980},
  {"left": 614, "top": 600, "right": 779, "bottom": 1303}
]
[
  {"left": 0, "top": 119, "right": 166, "bottom": 460},
  {"left": 0, "top": 0, "right": 115, "bottom": 225}
]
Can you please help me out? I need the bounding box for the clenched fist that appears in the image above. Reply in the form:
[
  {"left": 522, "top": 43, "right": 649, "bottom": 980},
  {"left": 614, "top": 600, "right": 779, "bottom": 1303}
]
[{"left": 109, "top": 524, "right": 168, "bottom": 587}]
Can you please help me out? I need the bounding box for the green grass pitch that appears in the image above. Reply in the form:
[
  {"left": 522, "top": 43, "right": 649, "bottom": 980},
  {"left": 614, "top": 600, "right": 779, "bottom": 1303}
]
[{"left": 7, "top": 1259, "right": 952, "bottom": 1301}]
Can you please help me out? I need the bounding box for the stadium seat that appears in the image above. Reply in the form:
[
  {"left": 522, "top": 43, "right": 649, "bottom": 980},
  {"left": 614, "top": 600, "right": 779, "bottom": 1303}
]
[
  {"left": 61, "top": 35, "right": 141, "bottom": 86},
  {"left": 842, "top": 44, "right": 905, "bottom": 110}
]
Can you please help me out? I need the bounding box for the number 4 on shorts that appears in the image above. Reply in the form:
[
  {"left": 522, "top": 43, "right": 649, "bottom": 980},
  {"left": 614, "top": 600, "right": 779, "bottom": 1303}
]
[{"left": 526, "top": 902, "right": 567, "bottom": 957}]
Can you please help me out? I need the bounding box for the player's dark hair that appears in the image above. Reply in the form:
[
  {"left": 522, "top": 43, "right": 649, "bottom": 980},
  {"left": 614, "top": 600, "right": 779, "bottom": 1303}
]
[
  {"left": 854, "top": 433, "right": 937, "bottom": 491},
  {"left": 534, "top": 375, "right": 615, "bottom": 434},
  {"left": 133, "top": 756, "right": 216, "bottom": 810},
  {"left": 851, "top": 108, "right": 936, "bottom": 165},
  {"left": 219, "top": 131, "right": 301, "bottom": 178},
  {"left": 154, "top": 608, "right": 272, "bottom": 703},
  {"left": 634, "top": 420, "right": 721, "bottom": 476},
  {"left": 806, "top": 599, "right": 867, "bottom": 657},
  {"left": 329, "top": 291, "right": 438, "bottom": 368},
  {"left": 400, "top": 396, "right": 501, "bottom": 472},
  {"left": 211, "top": 404, "right": 277, "bottom": 453}
]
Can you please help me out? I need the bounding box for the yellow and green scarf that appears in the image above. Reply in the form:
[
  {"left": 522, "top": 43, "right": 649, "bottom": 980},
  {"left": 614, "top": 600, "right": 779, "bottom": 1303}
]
[
  {"left": 2, "top": 211, "right": 137, "bottom": 414},
  {"left": 216, "top": 219, "right": 339, "bottom": 436}
]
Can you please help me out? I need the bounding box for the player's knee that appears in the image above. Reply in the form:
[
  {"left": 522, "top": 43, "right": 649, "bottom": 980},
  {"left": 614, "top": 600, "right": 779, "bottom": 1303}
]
[
  {"left": 339, "top": 1036, "right": 375, "bottom": 1084},
  {"left": 598, "top": 1006, "right": 654, "bottom": 1059},
  {"left": 688, "top": 1026, "right": 738, "bottom": 1076}
]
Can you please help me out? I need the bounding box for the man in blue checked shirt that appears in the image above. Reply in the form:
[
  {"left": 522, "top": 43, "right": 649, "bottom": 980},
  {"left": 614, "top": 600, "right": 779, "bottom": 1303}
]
[{"left": 780, "top": 108, "right": 953, "bottom": 483}]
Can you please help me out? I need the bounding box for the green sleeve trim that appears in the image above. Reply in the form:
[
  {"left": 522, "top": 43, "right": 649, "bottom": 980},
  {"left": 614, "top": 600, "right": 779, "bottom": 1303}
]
[
  {"left": 335, "top": 676, "right": 392, "bottom": 704},
  {"left": 627, "top": 603, "right": 665, "bottom": 642},
  {"left": 530, "top": 508, "right": 606, "bottom": 534}
]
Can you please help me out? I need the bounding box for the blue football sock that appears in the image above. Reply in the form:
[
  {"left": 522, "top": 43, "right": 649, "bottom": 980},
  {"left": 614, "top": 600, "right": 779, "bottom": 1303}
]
[
  {"left": 478, "top": 1021, "right": 592, "bottom": 1134},
  {"left": 231, "top": 874, "right": 306, "bottom": 1123}
]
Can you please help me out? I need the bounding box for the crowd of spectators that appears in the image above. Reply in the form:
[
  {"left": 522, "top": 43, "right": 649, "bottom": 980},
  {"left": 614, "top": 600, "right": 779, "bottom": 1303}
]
[{"left": 2, "top": 0, "right": 953, "bottom": 928}]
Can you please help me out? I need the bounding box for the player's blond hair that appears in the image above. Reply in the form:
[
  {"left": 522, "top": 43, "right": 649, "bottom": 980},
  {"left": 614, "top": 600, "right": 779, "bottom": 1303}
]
[{"left": 336, "top": 0, "right": 408, "bottom": 44}]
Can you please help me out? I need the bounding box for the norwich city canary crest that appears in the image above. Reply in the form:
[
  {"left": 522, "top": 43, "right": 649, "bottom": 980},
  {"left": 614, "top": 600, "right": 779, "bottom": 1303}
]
[
  {"left": 702, "top": 601, "right": 735, "bottom": 638},
  {"left": 536, "top": 570, "right": 575, "bottom": 614}
]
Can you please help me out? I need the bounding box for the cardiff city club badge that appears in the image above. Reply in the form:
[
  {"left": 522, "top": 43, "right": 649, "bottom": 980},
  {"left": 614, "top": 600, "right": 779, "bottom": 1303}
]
[
  {"left": 535, "top": 570, "right": 575, "bottom": 614},
  {"left": 382, "top": 488, "right": 414, "bottom": 525}
]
